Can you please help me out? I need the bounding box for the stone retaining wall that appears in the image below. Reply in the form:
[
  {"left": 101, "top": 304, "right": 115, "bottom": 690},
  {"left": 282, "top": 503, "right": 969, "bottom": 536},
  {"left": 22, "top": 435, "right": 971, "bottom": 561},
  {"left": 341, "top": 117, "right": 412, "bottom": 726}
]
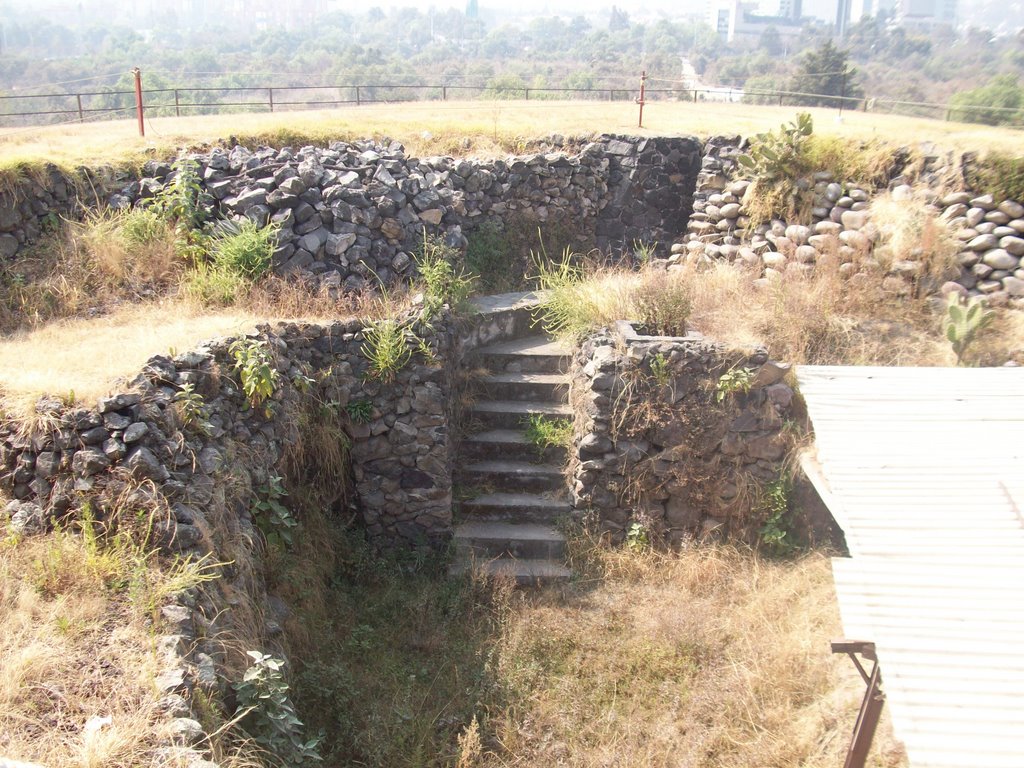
[
  {"left": 0, "top": 293, "right": 535, "bottom": 766},
  {"left": 101, "top": 134, "right": 701, "bottom": 291},
  {"left": 675, "top": 137, "right": 1024, "bottom": 308},
  {"left": 569, "top": 321, "right": 797, "bottom": 547}
]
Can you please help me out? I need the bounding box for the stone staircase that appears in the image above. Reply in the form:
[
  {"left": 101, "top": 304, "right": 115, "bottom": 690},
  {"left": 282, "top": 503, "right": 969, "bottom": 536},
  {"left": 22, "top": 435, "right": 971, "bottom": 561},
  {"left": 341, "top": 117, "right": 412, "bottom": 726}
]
[{"left": 450, "top": 335, "right": 574, "bottom": 585}]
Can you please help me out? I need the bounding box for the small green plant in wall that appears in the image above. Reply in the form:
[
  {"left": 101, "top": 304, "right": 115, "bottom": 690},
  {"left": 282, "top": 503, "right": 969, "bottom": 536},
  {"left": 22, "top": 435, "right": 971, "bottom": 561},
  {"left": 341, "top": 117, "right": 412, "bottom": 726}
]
[
  {"left": 230, "top": 338, "right": 280, "bottom": 412},
  {"left": 944, "top": 293, "right": 994, "bottom": 366},
  {"left": 345, "top": 398, "right": 374, "bottom": 424},
  {"left": 173, "top": 382, "right": 211, "bottom": 434},
  {"left": 716, "top": 366, "right": 755, "bottom": 403},
  {"left": 758, "top": 476, "right": 794, "bottom": 557},
  {"left": 252, "top": 475, "right": 297, "bottom": 548},
  {"left": 361, "top": 318, "right": 412, "bottom": 382},
  {"left": 649, "top": 352, "right": 671, "bottom": 388}
]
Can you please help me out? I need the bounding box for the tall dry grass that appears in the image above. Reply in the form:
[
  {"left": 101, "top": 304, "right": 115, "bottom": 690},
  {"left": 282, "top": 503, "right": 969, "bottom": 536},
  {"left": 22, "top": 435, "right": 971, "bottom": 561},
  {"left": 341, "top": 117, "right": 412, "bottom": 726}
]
[
  {"left": 535, "top": 257, "right": 953, "bottom": 366},
  {"left": 0, "top": 529, "right": 177, "bottom": 767},
  {"left": 482, "top": 537, "right": 907, "bottom": 768}
]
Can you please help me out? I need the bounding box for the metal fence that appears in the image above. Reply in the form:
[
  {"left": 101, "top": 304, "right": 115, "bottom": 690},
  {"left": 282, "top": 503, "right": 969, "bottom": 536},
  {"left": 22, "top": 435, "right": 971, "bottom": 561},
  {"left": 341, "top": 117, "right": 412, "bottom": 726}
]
[{"left": 1, "top": 78, "right": 1019, "bottom": 130}]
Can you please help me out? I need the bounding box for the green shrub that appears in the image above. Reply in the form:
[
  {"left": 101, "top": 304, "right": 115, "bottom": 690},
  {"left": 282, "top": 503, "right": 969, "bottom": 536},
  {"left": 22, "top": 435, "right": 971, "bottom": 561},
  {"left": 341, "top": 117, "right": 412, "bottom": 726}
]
[
  {"left": 969, "top": 153, "right": 1024, "bottom": 203},
  {"left": 209, "top": 220, "right": 277, "bottom": 279}
]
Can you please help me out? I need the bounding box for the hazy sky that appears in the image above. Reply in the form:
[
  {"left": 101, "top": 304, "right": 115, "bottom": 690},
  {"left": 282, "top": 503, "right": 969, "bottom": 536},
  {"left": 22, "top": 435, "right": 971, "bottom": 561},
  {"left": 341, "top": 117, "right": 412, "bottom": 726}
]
[{"left": 19, "top": 0, "right": 840, "bottom": 24}]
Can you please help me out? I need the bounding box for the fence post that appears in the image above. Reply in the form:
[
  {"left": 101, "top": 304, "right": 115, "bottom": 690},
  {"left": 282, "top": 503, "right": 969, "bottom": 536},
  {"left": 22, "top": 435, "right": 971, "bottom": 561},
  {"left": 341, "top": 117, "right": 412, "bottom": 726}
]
[
  {"left": 356, "top": 85, "right": 361, "bottom": 106},
  {"left": 636, "top": 70, "right": 647, "bottom": 128},
  {"left": 442, "top": 85, "right": 447, "bottom": 101},
  {"left": 132, "top": 67, "right": 145, "bottom": 137},
  {"left": 174, "top": 89, "right": 180, "bottom": 117},
  {"left": 269, "top": 88, "right": 274, "bottom": 112},
  {"left": 76, "top": 94, "right": 84, "bottom": 123},
  {"left": 525, "top": 88, "right": 529, "bottom": 100}
]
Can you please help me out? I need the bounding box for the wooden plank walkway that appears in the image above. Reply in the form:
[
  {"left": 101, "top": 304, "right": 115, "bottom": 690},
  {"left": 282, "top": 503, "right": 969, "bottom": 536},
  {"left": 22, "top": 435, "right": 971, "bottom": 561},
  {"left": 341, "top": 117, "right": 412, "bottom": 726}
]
[{"left": 797, "top": 366, "right": 1024, "bottom": 768}]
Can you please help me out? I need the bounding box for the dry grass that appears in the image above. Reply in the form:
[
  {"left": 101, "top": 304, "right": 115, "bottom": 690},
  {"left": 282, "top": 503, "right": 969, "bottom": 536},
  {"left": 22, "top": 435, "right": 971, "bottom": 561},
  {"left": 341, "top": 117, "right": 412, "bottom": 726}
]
[
  {"left": 482, "top": 539, "right": 906, "bottom": 768},
  {"left": 1, "top": 101, "right": 1021, "bottom": 182},
  {"left": 0, "top": 530, "right": 170, "bottom": 767},
  {"left": 0, "top": 211, "right": 186, "bottom": 332},
  {"left": 684, "top": 262, "right": 954, "bottom": 366},
  {"left": 868, "top": 193, "right": 960, "bottom": 280},
  {"left": 535, "top": 258, "right": 956, "bottom": 366},
  {"left": 0, "top": 302, "right": 257, "bottom": 415}
]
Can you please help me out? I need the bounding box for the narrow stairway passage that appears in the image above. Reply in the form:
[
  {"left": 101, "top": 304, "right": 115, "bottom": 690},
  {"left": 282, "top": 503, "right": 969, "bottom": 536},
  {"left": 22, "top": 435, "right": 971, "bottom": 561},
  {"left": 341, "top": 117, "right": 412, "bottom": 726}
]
[{"left": 450, "top": 334, "right": 573, "bottom": 585}]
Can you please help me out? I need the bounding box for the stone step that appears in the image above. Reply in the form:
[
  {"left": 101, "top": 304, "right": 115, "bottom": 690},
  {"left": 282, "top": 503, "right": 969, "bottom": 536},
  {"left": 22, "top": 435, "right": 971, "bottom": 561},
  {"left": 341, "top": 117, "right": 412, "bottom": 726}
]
[
  {"left": 448, "top": 555, "right": 572, "bottom": 586},
  {"left": 475, "top": 335, "right": 571, "bottom": 374},
  {"left": 469, "top": 400, "right": 572, "bottom": 430},
  {"left": 460, "top": 459, "right": 565, "bottom": 494},
  {"left": 452, "top": 520, "right": 567, "bottom": 560},
  {"left": 460, "top": 491, "right": 571, "bottom": 523},
  {"left": 463, "top": 429, "right": 568, "bottom": 463},
  {"left": 479, "top": 372, "right": 569, "bottom": 402}
]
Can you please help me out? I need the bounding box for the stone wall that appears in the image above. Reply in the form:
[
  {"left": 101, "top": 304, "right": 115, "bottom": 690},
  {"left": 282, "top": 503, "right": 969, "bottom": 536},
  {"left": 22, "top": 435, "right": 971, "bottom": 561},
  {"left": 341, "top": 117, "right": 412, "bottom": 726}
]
[
  {"left": 0, "top": 294, "right": 537, "bottom": 766},
  {"left": 0, "top": 165, "right": 82, "bottom": 261},
  {"left": 98, "top": 134, "right": 701, "bottom": 292},
  {"left": 570, "top": 321, "right": 797, "bottom": 547},
  {"left": 674, "top": 136, "right": 1024, "bottom": 308}
]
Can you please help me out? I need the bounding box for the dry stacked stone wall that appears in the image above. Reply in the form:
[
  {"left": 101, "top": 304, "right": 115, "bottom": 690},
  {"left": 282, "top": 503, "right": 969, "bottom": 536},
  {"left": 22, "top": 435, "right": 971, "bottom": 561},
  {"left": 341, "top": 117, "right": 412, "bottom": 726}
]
[
  {"left": 674, "top": 136, "right": 1024, "bottom": 308},
  {"left": 0, "top": 296, "right": 534, "bottom": 766},
  {"left": 570, "top": 321, "right": 797, "bottom": 547},
  {"left": 101, "top": 134, "right": 701, "bottom": 290}
]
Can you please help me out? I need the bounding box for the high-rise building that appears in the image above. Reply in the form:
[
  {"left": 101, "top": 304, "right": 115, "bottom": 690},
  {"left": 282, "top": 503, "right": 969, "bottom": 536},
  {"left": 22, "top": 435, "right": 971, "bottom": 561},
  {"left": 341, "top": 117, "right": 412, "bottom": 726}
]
[
  {"left": 778, "top": 0, "right": 802, "bottom": 19},
  {"left": 893, "top": 0, "right": 956, "bottom": 28},
  {"left": 836, "top": 0, "right": 853, "bottom": 36}
]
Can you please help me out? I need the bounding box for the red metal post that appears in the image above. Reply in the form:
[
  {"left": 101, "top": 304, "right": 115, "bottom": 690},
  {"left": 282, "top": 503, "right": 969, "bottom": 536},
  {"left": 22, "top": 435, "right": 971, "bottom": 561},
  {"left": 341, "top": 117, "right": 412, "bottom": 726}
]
[
  {"left": 636, "top": 70, "right": 647, "bottom": 128},
  {"left": 132, "top": 67, "right": 145, "bottom": 137}
]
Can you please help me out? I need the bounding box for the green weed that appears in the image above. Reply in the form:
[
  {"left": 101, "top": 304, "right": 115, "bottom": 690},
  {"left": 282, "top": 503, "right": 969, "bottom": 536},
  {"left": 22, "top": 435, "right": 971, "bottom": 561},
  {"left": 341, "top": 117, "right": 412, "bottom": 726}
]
[
  {"left": 716, "top": 366, "right": 755, "bottom": 403},
  {"left": 361, "top": 318, "right": 413, "bottom": 382},
  {"left": 345, "top": 399, "right": 374, "bottom": 424},
  {"left": 234, "top": 651, "right": 322, "bottom": 766},
  {"left": 415, "top": 231, "right": 476, "bottom": 320},
  {"left": 252, "top": 476, "right": 297, "bottom": 549},
  {"left": 523, "top": 415, "right": 573, "bottom": 460},
  {"left": 758, "top": 476, "right": 794, "bottom": 557},
  {"left": 230, "top": 338, "right": 280, "bottom": 410}
]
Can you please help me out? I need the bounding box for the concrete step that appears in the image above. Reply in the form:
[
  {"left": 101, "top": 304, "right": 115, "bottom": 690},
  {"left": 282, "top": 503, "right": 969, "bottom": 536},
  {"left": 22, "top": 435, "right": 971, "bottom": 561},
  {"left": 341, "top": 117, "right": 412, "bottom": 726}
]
[
  {"left": 452, "top": 520, "right": 567, "bottom": 560},
  {"left": 460, "top": 459, "right": 565, "bottom": 494},
  {"left": 475, "top": 335, "right": 571, "bottom": 374},
  {"left": 449, "top": 556, "right": 572, "bottom": 586},
  {"left": 460, "top": 491, "right": 572, "bottom": 523},
  {"left": 469, "top": 400, "right": 572, "bottom": 430},
  {"left": 479, "top": 371, "right": 569, "bottom": 402},
  {"left": 462, "top": 429, "right": 568, "bottom": 463}
]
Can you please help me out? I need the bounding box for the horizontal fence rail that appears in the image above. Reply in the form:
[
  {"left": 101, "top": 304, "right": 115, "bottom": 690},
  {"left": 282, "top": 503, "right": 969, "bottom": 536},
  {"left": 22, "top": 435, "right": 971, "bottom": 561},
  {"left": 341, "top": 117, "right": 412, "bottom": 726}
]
[{"left": 1, "top": 77, "right": 1020, "bottom": 131}]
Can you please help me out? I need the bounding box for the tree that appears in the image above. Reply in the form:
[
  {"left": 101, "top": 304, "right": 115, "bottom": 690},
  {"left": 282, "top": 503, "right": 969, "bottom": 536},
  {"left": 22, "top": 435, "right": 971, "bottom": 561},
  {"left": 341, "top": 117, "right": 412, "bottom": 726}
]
[
  {"left": 788, "top": 39, "right": 863, "bottom": 108},
  {"left": 947, "top": 74, "right": 1023, "bottom": 126}
]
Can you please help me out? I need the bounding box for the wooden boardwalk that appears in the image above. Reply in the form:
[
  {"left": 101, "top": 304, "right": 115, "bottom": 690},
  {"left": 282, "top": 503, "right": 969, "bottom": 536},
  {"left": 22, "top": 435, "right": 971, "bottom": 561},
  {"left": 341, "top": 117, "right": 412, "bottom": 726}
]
[{"left": 797, "top": 366, "right": 1024, "bottom": 768}]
